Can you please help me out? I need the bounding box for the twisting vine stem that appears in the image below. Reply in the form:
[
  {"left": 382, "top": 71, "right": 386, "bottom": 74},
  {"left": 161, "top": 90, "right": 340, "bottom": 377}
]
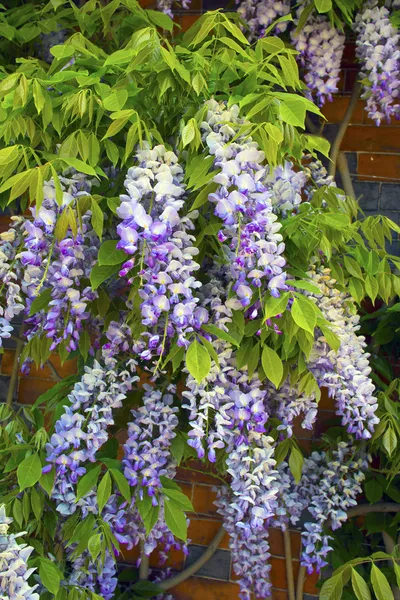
[
  {"left": 328, "top": 79, "right": 362, "bottom": 179},
  {"left": 283, "top": 528, "right": 296, "bottom": 600}
]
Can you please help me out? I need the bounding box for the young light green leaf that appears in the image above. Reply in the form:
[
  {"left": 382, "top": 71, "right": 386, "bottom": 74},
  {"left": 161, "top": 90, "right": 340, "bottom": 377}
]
[
  {"left": 264, "top": 292, "right": 289, "bottom": 320},
  {"left": 91, "top": 198, "right": 104, "bottom": 240},
  {"left": 185, "top": 340, "right": 211, "bottom": 383},
  {"left": 383, "top": 427, "right": 397, "bottom": 457},
  {"left": 289, "top": 446, "right": 304, "bottom": 484},
  {"left": 319, "top": 572, "right": 343, "bottom": 600},
  {"left": 351, "top": 567, "right": 371, "bottom": 600},
  {"left": 88, "top": 533, "right": 102, "bottom": 562},
  {"left": 29, "top": 288, "right": 52, "bottom": 316},
  {"left": 371, "top": 564, "right": 394, "bottom": 600},
  {"left": 291, "top": 297, "right": 316, "bottom": 334}
]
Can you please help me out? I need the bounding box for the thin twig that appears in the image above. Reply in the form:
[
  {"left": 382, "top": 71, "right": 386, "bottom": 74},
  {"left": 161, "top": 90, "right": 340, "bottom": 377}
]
[
  {"left": 158, "top": 525, "right": 226, "bottom": 590},
  {"left": 6, "top": 327, "right": 25, "bottom": 406},
  {"left": 283, "top": 528, "right": 296, "bottom": 600},
  {"left": 46, "top": 359, "right": 62, "bottom": 382},
  {"left": 296, "top": 565, "right": 307, "bottom": 600},
  {"left": 328, "top": 79, "right": 362, "bottom": 179}
]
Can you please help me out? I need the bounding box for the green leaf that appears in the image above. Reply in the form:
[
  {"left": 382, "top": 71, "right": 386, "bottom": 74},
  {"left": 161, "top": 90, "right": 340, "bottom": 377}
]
[
  {"left": 261, "top": 346, "right": 283, "bottom": 389},
  {"left": 320, "top": 573, "right": 343, "bottom": 600},
  {"left": 170, "top": 433, "right": 185, "bottom": 466},
  {"left": 79, "top": 330, "right": 90, "bottom": 361},
  {"left": 365, "top": 275, "right": 379, "bottom": 305},
  {"left": 62, "top": 158, "right": 97, "bottom": 177},
  {"left": 39, "top": 558, "right": 62, "bottom": 595},
  {"left": 97, "top": 471, "right": 112, "bottom": 514},
  {"left": 291, "top": 297, "right": 316, "bottom": 334},
  {"left": 286, "top": 280, "right": 321, "bottom": 294},
  {"left": 110, "top": 469, "right": 131, "bottom": 504},
  {"left": 50, "top": 45, "right": 75, "bottom": 59},
  {"left": 98, "top": 240, "right": 126, "bottom": 266},
  {"left": 319, "top": 324, "right": 341, "bottom": 352},
  {"left": 31, "top": 487, "right": 44, "bottom": 521},
  {"left": 349, "top": 278, "right": 365, "bottom": 305},
  {"left": 264, "top": 292, "right": 289, "bottom": 320},
  {"left": 164, "top": 499, "right": 187, "bottom": 542},
  {"left": 88, "top": 533, "right": 102, "bottom": 562},
  {"left": 351, "top": 568, "right": 371, "bottom": 600},
  {"left": 199, "top": 335, "right": 220, "bottom": 368},
  {"left": 315, "top": 0, "right": 332, "bottom": 13},
  {"left": 103, "top": 89, "right": 128, "bottom": 112},
  {"left": 344, "top": 256, "right": 363, "bottom": 280},
  {"left": 364, "top": 479, "right": 383, "bottom": 504},
  {"left": 90, "top": 264, "right": 120, "bottom": 290},
  {"left": 289, "top": 446, "right": 304, "bottom": 484},
  {"left": 137, "top": 494, "right": 160, "bottom": 536},
  {"left": 383, "top": 427, "right": 397, "bottom": 457},
  {"left": 247, "top": 342, "right": 260, "bottom": 379},
  {"left": 17, "top": 454, "right": 42, "bottom": 491},
  {"left": 279, "top": 96, "right": 306, "bottom": 128},
  {"left": 76, "top": 465, "right": 101, "bottom": 501},
  {"left": 91, "top": 198, "right": 104, "bottom": 240},
  {"left": 182, "top": 120, "right": 195, "bottom": 147},
  {"left": 371, "top": 564, "right": 394, "bottom": 600},
  {"left": 40, "top": 469, "right": 55, "bottom": 496},
  {"left": 393, "top": 562, "right": 400, "bottom": 588},
  {"left": 202, "top": 324, "right": 240, "bottom": 346},
  {"left": 162, "top": 488, "right": 194, "bottom": 512},
  {"left": 29, "top": 288, "right": 52, "bottom": 316},
  {"left": 185, "top": 340, "right": 211, "bottom": 383}
]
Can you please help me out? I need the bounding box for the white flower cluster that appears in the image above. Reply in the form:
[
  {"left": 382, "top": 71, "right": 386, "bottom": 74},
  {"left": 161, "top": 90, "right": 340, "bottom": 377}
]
[{"left": 0, "top": 505, "right": 39, "bottom": 600}]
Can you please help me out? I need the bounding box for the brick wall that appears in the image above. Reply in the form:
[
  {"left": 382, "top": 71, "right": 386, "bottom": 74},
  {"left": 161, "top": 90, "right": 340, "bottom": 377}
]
[{"left": 0, "top": 8, "right": 399, "bottom": 600}]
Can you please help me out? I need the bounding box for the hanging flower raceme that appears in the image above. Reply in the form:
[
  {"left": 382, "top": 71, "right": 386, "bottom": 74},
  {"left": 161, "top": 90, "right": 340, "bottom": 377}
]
[
  {"left": 43, "top": 354, "right": 138, "bottom": 516},
  {"left": 0, "top": 505, "right": 39, "bottom": 600},
  {"left": 201, "top": 99, "right": 288, "bottom": 306},
  {"left": 355, "top": 0, "right": 400, "bottom": 125},
  {"left": 264, "top": 160, "right": 307, "bottom": 216},
  {"left": 0, "top": 222, "right": 25, "bottom": 347},
  {"left": 156, "top": 0, "right": 191, "bottom": 18},
  {"left": 237, "top": 0, "right": 291, "bottom": 41},
  {"left": 291, "top": 4, "right": 345, "bottom": 106},
  {"left": 123, "top": 386, "right": 189, "bottom": 561},
  {"left": 303, "top": 156, "right": 335, "bottom": 200},
  {"left": 116, "top": 144, "right": 207, "bottom": 366},
  {"left": 280, "top": 442, "right": 369, "bottom": 574},
  {"left": 183, "top": 279, "right": 278, "bottom": 600},
  {"left": 269, "top": 379, "right": 318, "bottom": 437},
  {"left": 21, "top": 173, "right": 100, "bottom": 358},
  {"left": 306, "top": 268, "right": 379, "bottom": 440}
]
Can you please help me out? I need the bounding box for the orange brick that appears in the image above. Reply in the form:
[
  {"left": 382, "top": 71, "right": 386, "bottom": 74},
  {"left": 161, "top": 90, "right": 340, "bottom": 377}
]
[
  {"left": 181, "top": 14, "right": 199, "bottom": 31},
  {"left": 0, "top": 215, "right": 11, "bottom": 233},
  {"left": 268, "top": 527, "right": 301, "bottom": 559},
  {"left": 341, "top": 125, "right": 400, "bottom": 153},
  {"left": 17, "top": 378, "right": 55, "bottom": 404},
  {"left": 358, "top": 153, "right": 400, "bottom": 181},
  {"left": 271, "top": 590, "right": 290, "bottom": 600},
  {"left": 192, "top": 485, "right": 218, "bottom": 515},
  {"left": 187, "top": 518, "right": 230, "bottom": 549},
  {"left": 322, "top": 97, "right": 365, "bottom": 124},
  {"left": 149, "top": 546, "right": 185, "bottom": 571},
  {"left": 172, "top": 577, "right": 241, "bottom": 600},
  {"left": 318, "top": 387, "right": 334, "bottom": 410},
  {"left": 1, "top": 352, "right": 77, "bottom": 380}
]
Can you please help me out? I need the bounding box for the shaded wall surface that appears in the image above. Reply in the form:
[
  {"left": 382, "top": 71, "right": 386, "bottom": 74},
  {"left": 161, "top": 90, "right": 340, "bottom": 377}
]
[{"left": 0, "top": 5, "right": 399, "bottom": 600}]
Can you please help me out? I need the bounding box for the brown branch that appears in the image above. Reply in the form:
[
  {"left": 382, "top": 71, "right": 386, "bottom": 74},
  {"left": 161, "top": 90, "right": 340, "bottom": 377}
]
[
  {"left": 337, "top": 151, "right": 356, "bottom": 199},
  {"left": 46, "top": 359, "right": 62, "bottom": 382},
  {"left": 139, "top": 541, "right": 150, "bottom": 580},
  {"left": 158, "top": 525, "right": 226, "bottom": 591},
  {"left": 328, "top": 80, "right": 362, "bottom": 179},
  {"left": 284, "top": 528, "right": 296, "bottom": 600}
]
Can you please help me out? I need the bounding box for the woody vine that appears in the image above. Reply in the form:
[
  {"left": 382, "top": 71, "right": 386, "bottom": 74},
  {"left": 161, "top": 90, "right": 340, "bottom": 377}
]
[{"left": 0, "top": 1, "right": 399, "bottom": 600}]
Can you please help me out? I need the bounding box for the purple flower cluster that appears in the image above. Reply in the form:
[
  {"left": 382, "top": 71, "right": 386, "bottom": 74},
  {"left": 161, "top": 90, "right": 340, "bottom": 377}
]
[
  {"left": 123, "top": 385, "right": 179, "bottom": 502},
  {"left": 117, "top": 144, "right": 207, "bottom": 366},
  {"left": 237, "top": 0, "right": 291, "bottom": 41},
  {"left": 307, "top": 268, "right": 379, "bottom": 440},
  {"left": 21, "top": 173, "right": 99, "bottom": 357},
  {"left": 0, "top": 505, "right": 39, "bottom": 600},
  {"left": 156, "top": 0, "right": 191, "bottom": 18},
  {"left": 264, "top": 160, "right": 307, "bottom": 216},
  {"left": 123, "top": 387, "right": 189, "bottom": 561},
  {"left": 355, "top": 0, "right": 400, "bottom": 125},
  {"left": 299, "top": 443, "right": 368, "bottom": 573},
  {"left": 215, "top": 435, "right": 279, "bottom": 600},
  {"left": 269, "top": 379, "right": 318, "bottom": 437},
  {"left": 201, "top": 100, "right": 288, "bottom": 306},
  {"left": 44, "top": 357, "right": 138, "bottom": 515},
  {"left": 68, "top": 547, "right": 118, "bottom": 600},
  {"left": 0, "top": 224, "right": 25, "bottom": 346},
  {"left": 291, "top": 5, "right": 345, "bottom": 106}
]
